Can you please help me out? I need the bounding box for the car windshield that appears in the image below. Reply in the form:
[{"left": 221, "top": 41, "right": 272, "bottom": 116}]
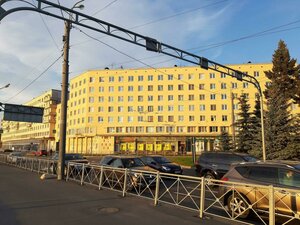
[
  {"left": 153, "top": 156, "right": 171, "bottom": 164},
  {"left": 122, "top": 158, "right": 145, "bottom": 168}
]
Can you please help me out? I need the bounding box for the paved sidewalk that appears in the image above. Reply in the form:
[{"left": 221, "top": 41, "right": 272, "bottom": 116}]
[{"left": 0, "top": 164, "right": 240, "bottom": 225}]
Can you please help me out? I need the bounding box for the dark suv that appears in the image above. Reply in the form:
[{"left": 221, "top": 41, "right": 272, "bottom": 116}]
[{"left": 195, "top": 152, "right": 257, "bottom": 179}]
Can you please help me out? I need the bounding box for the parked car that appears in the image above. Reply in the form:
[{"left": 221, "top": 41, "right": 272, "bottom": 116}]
[
  {"left": 99, "top": 155, "right": 156, "bottom": 190},
  {"left": 35, "top": 149, "right": 48, "bottom": 157},
  {"left": 50, "top": 153, "right": 89, "bottom": 174},
  {"left": 218, "top": 161, "right": 300, "bottom": 219},
  {"left": 140, "top": 155, "right": 183, "bottom": 174},
  {"left": 195, "top": 152, "right": 257, "bottom": 180},
  {"left": 7, "top": 151, "right": 25, "bottom": 163}
]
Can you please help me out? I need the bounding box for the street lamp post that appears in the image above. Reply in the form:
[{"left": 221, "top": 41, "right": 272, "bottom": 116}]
[{"left": 57, "top": 1, "right": 84, "bottom": 180}]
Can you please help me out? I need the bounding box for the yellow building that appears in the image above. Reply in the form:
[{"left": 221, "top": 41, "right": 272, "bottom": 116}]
[
  {"left": 2, "top": 64, "right": 299, "bottom": 155},
  {"left": 63, "top": 63, "right": 299, "bottom": 155},
  {"left": 1, "top": 89, "right": 61, "bottom": 151}
]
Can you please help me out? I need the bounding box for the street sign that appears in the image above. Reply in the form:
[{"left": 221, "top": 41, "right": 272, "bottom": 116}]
[{"left": 3, "top": 103, "right": 44, "bottom": 123}]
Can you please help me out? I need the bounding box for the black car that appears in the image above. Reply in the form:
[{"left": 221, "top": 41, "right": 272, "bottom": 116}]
[
  {"left": 195, "top": 152, "right": 257, "bottom": 180},
  {"left": 50, "top": 153, "right": 89, "bottom": 174},
  {"left": 140, "top": 155, "right": 183, "bottom": 174},
  {"left": 99, "top": 155, "right": 156, "bottom": 189}
]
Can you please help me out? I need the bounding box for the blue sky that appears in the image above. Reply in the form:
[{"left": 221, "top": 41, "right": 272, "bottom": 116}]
[{"left": 0, "top": 0, "right": 299, "bottom": 105}]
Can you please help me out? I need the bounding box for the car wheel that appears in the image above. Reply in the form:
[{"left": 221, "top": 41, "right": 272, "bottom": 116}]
[
  {"left": 204, "top": 171, "right": 216, "bottom": 186},
  {"left": 227, "top": 193, "right": 250, "bottom": 219}
]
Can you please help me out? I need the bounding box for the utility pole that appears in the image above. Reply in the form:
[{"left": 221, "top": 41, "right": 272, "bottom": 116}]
[
  {"left": 230, "top": 86, "right": 236, "bottom": 150},
  {"left": 57, "top": 20, "right": 70, "bottom": 180}
]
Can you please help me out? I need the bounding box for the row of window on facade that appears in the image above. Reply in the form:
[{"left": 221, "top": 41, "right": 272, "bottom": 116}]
[
  {"left": 70, "top": 82, "right": 264, "bottom": 99},
  {"left": 68, "top": 114, "right": 238, "bottom": 126},
  {"left": 69, "top": 104, "right": 239, "bottom": 118},
  {"left": 69, "top": 93, "right": 255, "bottom": 108},
  {"left": 71, "top": 71, "right": 261, "bottom": 89},
  {"left": 105, "top": 126, "right": 229, "bottom": 134}
]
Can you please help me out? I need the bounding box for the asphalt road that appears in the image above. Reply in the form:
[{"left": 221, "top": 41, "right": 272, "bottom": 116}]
[{"left": 0, "top": 164, "right": 241, "bottom": 225}]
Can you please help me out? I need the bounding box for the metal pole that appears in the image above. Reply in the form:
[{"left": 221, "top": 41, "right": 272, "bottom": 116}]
[
  {"left": 259, "top": 92, "right": 266, "bottom": 161},
  {"left": 154, "top": 171, "right": 160, "bottom": 206},
  {"left": 58, "top": 20, "right": 71, "bottom": 180},
  {"left": 268, "top": 185, "right": 275, "bottom": 225},
  {"left": 230, "top": 90, "right": 236, "bottom": 149},
  {"left": 199, "top": 177, "right": 205, "bottom": 218}
]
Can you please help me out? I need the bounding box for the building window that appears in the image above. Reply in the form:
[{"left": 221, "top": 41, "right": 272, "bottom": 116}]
[
  {"left": 99, "top": 77, "right": 104, "bottom": 82},
  {"left": 89, "top": 77, "right": 95, "bottom": 83},
  {"left": 138, "top": 96, "right": 143, "bottom": 102},
  {"left": 89, "top": 97, "right": 94, "bottom": 103},
  {"left": 189, "top": 105, "right": 195, "bottom": 111},
  {"left": 118, "top": 116, "right": 124, "bottom": 122},
  {"left": 158, "top": 105, "right": 163, "bottom": 111},
  {"left": 98, "top": 106, "right": 104, "bottom": 112},
  {"left": 109, "top": 76, "right": 114, "bottom": 82},
  {"left": 232, "top": 83, "right": 238, "bottom": 89},
  {"left": 146, "top": 126, "right": 154, "bottom": 133},
  {"left": 109, "top": 86, "right": 114, "bottom": 92},
  {"left": 178, "top": 105, "right": 184, "bottom": 111},
  {"left": 178, "top": 95, "right": 184, "bottom": 101},
  {"left": 168, "top": 95, "right": 174, "bottom": 101},
  {"left": 210, "top": 94, "right": 216, "bottom": 100},
  {"left": 209, "top": 126, "right": 218, "bottom": 132},
  {"left": 108, "top": 106, "right": 114, "bottom": 112},
  {"left": 128, "top": 96, "right": 134, "bottom": 102},
  {"left": 148, "top": 106, "right": 154, "bottom": 112},
  {"left": 158, "top": 85, "right": 163, "bottom": 91},
  {"left": 128, "top": 86, "right": 134, "bottom": 92},
  {"left": 108, "top": 117, "right": 114, "bottom": 123},
  {"left": 148, "top": 85, "right": 153, "bottom": 91},
  {"left": 178, "top": 115, "right": 184, "bottom": 122},
  {"left": 222, "top": 104, "right": 228, "bottom": 110},
  {"left": 89, "top": 87, "right": 94, "bottom": 93},
  {"left": 221, "top": 94, "right": 227, "bottom": 100},
  {"left": 138, "top": 75, "right": 143, "bottom": 81},
  {"left": 147, "top": 116, "right": 154, "bottom": 122},
  {"left": 210, "top": 73, "right": 215, "bottom": 79},
  {"left": 128, "top": 76, "right": 134, "bottom": 82},
  {"left": 156, "top": 126, "right": 164, "bottom": 133},
  {"left": 168, "top": 74, "right": 173, "bottom": 80},
  {"left": 199, "top": 115, "right": 205, "bottom": 121},
  {"left": 128, "top": 116, "right": 134, "bottom": 122},
  {"left": 199, "top": 94, "right": 205, "bottom": 100},
  {"left": 210, "top": 104, "right": 216, "bottom": 111},
  {"left": 88, "top": 117, "right": 93, "bottom": 123},
  {"left": 199, "top": 73, "right": 205, "bottom": 79},
  {"left": 188, "top": 95, "right": 194, "bottom": 101},
  {"left": 168, "top": 85, "right": 174, "bottom": 91},
  {"left": 148, "top": 96, "right": 154, "bottom": 101},
  {"left": 137, "top": 116, "right": 143, "bottom": 122},
  {"left": 108, "top": 96, "right": 114, "bottom": 102},
  {"left": 254, "top": 71, "right": 259, "bottom": 77},
  {"left": 99, "top": 86, "right": 104, "bottom": 92},
  {"left": 118, "top": 76, "right": 124, "bottom": 82},
  {"left": 148, "top": 75, "right": 153, "bottom": 81},
  {"left": 136, "top": 126, "right": 144, "bottom": 133},
  {"left": 138, "top": 86, "right": 143, "bottom": 91},
  {"left": 221, "top": 73, "right": 226, "bottom": 78},
  {"left": 128, "top": 106, "right": 134, "bottom": 112},
  {"left": 118, "top": 96, "right": 124, "bottom": 102},
  {"left": 157, "top": 115, "right": 164, "bottom": 122},
  {"left": 199, "top": 84, "right": 205, "bottom": 90},
  {"left": 243, "top": 82, "right": 249, "bottom": 88},
  {"left": 178, "top": 74, "right": 183, "bottom": 80},
  {"left": 158, "top": 95, "right": 163, "bottom": 101},
  {"left": 188, "top": 74, "right": 194, "bottom": 80},
  {"left": 168, "top": 105, "right": 174, "bottom": 111},
  {"left": 118, "top": 106, "right": 124, "bottom": 112},
  {"left": 158, "top": 75, "right": 163, "bottom": 80},
  {"left": 210, "top": 83, "right": 216, "bottom": 89},
  {"left": 188, "top": 84, "right": 194, "bottom": 90},
  {"left": 221, "top": 83, "right": 227, "bottom": 89},
  {"left": 198, "top": 126, "right": 207, "bottom": 132},
  {"left": 178, "top": 84, "right": 184, "bottom": 90},
  {"left": 222, "top": 115, "right": 228, "bottom": 121},
  {"left": 200, "top": 104, "right": 206, "bottom": 111},
  {"left": 168, "top": 116, "right": 174, "bottom": 122},
  {"left": 211, "top": 115, "right": 216, "bottom": 121}
]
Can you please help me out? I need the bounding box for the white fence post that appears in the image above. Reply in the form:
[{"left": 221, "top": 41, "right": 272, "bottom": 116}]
[
  {"left": 269, "top": 185, "right": 275, "bottom": 225},
  {"left": 199, "top": 177, "right": 206, "bottom": 218},
  {"left": 154, "top": 171, "right": 160, "bottom": 206}
]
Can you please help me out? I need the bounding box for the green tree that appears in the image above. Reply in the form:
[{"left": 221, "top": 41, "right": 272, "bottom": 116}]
[
  {"left": 264, "top": 40, "right": 300, "bottom": 159},
  {"left": 235, "top": 93, "right": 253, "bottom": 153},
  {"left": 218, "top": 130, "right": 232, "bottom": 152},
  {"left": 248, "top": 94, "right": 262, "bottom": 158}
]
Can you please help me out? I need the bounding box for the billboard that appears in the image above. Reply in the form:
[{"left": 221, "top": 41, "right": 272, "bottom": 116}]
[{"left": 3, "top": 103, "right": 44, "bottom": 123}]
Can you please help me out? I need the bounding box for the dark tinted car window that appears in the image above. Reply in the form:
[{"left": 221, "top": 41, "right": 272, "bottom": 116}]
[
  {"left": 110, "top": 158, "right": 123, "bottom": 168},
  {"left": 247, "top": 167, "right": 278, "bottom": 183},
  {"left": 222, "top": 155, "right": 243, "bottom": 164},
  {"left": 236, "top": 166, "right": 250, "bottom": 177},
  {"left": 122, "top": 158, "right": 144, "bottom": 168},
  {"left": 153, "top": 157, "right": 171, "bottom": 164},
  {"left": 99, "top": 156, "right": 113, "bottom": 165},
  {"left": 278, "top": 168, "right": 300, "bottom": 187}
]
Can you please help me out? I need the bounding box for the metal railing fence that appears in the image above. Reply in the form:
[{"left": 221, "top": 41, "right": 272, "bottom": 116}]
[{"left": 1, "top": 154, "right": 299, "bottom": 225}]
